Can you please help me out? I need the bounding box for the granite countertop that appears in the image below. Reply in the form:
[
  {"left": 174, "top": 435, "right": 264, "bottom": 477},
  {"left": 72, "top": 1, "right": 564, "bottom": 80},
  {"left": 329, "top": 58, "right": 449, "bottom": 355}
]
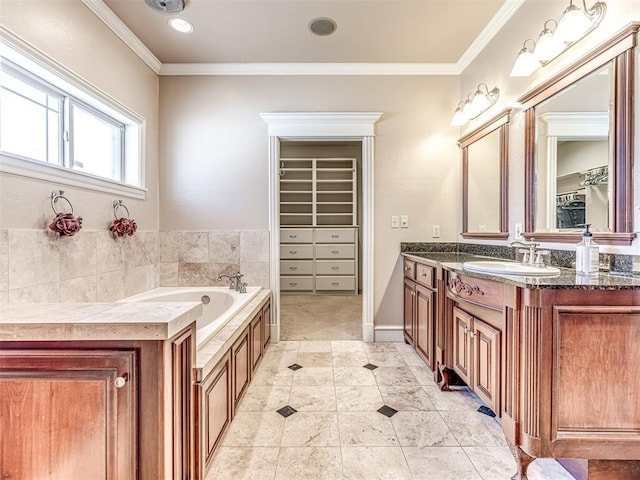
[
  {"left": 402, "top": 252, "right": 640, "bottom": 290},
  {"left": 0, "top": 301, "right": 203, "bottom": 341}
]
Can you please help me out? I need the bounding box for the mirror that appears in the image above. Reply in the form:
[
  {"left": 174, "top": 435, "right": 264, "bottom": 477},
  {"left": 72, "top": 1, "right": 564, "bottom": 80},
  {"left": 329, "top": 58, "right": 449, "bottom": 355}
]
[
  {"left": 460, "top": 109, "right": 510, "bottom": 240},
  {"left": 520, "top": 23, "right": 637, "bottom": 245}
]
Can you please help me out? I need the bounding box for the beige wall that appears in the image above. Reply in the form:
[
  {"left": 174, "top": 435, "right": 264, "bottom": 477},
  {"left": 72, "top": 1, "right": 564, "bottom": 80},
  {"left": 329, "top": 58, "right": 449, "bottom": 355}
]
[
  {"left": 159, "top": 75, "right": 462, "bottom": 326},
  {"left": 0, "top": 0, "right": 160, "bottom": 303},
  {"left": 459, "top": 0, "right": 640, "bottom": 253},
  {"left": 1, "top": 0, "right": 160, "bottom": 230}
]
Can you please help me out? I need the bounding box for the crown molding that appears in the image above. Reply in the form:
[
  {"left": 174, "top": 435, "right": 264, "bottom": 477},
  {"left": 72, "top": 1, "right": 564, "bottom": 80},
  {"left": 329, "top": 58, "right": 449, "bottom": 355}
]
[
  {"left": 80, "top": 0, "right": 162, "bottom": 74},
  {"left": 456, "top": 0, "right": 526, "bottom": 73},
  {"left": 160, "top": 62, "right": 460, "bottom": 76}
]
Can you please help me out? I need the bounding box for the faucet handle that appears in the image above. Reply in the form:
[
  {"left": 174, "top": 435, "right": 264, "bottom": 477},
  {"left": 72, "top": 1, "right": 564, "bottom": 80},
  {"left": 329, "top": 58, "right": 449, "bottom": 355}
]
[
  {"left": 534, "top": 249, "right": 550, "bottom": 267},
  {"left": 517, "top": 248, "right": 530, "bottom": 264}
]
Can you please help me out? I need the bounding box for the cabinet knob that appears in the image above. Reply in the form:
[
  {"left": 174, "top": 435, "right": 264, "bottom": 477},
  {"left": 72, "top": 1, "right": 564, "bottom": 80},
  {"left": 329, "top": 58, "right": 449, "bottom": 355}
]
[
  {"left": 331, "top": 282, "right": 339, "bottom": 286},
  {"left": 405, "top": 267, "right": 410, "bottom": 271},
  {"left": 115, "top": 374, "right": 128, "bottom": 388},
  {"left": 290, "top": 282, "right": 297, "bottom": 287},
  {"left": 331, "top": 235, "right": 339, "bottom": 238},
  {"left": 468, "top": 331, "right": 476, "bottom": 339},
  {"left": 290, "top": 250, "right": 297, "bottom": 254},
  {"left": 290, "top": 266, "right": 297, "bottom": 271},
  {"left": 420, "top": 273, "right": 428, "bottom": 277},
  {"left": 331, "top": 250, "right": 339, "bottom": 254},
  {"left": 289, "top": 234, "right": 297, "bottom": 238},
  {"left": 331, "top": 266, "right": 339, "bottom": 270}
]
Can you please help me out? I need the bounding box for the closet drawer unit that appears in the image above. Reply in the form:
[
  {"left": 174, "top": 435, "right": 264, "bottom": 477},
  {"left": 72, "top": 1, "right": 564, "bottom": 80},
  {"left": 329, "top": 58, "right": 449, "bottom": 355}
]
[
  {"left": 316, "top": 260, "right": 355, "bottom": 275},
  {"left": 315, "top": 228, "right": 355, "bottom": 243},
  {"left": 316, "top": 276, "right": 355, "bottom": 291},
  {"left": 281, "top": 260, "right": 313, "bottom": 275},
  {"left": 280, "top": 277, "right": 314, "bottom": 291},
  {"left": 281, "top": 228, "right": 313, "bottom": 244},
  {"left": 315, "top": 244, "right": 355, "bottom": 259},
  {"left": 280, "top": 245, "right": 313, "bottom": 259}
]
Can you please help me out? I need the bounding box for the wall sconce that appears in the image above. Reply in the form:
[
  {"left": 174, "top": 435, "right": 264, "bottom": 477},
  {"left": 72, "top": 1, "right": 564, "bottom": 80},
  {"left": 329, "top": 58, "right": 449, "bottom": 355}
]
[
  {"left": 451, "top": 84, "right": 500, "bottom": 126},
  {"left": 510, "top": 1, "right": 606, "bottom": 77}
]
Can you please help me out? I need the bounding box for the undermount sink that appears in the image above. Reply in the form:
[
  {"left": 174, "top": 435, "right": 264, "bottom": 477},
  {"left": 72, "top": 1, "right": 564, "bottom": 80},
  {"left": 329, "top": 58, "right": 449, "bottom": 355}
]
[{"left": 463, "top": 260, "right": 561, "bottom": 276}]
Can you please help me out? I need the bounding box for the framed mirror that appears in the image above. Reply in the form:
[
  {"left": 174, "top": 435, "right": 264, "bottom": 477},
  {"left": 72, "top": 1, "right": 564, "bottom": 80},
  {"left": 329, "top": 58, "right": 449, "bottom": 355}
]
[
  {"left": 460, "top": 109, "right": 510, "bottom": 240},
  {"left": 520, "top": 23, "right": 638, "bottom": 245}
]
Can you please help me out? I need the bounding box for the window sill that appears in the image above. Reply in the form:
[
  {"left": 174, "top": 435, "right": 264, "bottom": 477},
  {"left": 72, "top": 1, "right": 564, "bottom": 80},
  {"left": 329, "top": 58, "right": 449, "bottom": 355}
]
[{"left": 0, "top": 154, "right": 147, "bottom": 200}]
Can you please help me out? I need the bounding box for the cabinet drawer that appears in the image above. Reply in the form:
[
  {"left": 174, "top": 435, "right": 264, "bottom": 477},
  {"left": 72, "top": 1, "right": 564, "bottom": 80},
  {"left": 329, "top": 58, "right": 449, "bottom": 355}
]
[
  {"left": 315, "top": 228, "right": 355, "bottom": 243},
  {"left": 447, "top": 272, "right": 504, "bottom": 310},
  {"left": 280, "top": 245, "right": 313, "bottom": 259},
  {"left": 415, "top": 263, "right": 435, "bottom": 288},
  {"left": 315, "top": 244, "right": 355, "bottom": 259},
  {"left": 281, "top": 260, "right": 313, "bottom": 275},
  {"left": 403, "top": 259, "right": 416, "bottom": 279},
  {"left": 316, "top": 260, "right": 355, "bottom": 275},
  {"left": 281, "top": 228, "right": 313, "bottom": 243},
  {"left": 316, "top": 276, "right": 355, "bottom": 291},
  {"left": 280, "top": 276, "right": 314, "bottom": 291}
]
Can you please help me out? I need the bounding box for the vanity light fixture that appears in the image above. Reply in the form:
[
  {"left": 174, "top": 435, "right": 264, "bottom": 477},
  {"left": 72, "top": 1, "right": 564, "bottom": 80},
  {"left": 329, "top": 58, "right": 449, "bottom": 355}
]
[
  {"left": 509, "top": 0, "right": 606, "bottom": 77},
  {"left": 450, "top": 84, "right": 499, "bottom": 127},
  {"left": 168, "top": 17, "right": 194, "bottom": 33}
]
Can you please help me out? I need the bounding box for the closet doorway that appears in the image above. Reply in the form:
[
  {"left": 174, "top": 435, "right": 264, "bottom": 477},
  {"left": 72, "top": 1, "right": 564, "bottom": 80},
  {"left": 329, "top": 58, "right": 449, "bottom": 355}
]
[
  {"left": 261, "top": 112, "right": 381, "bottom": 344},
  {"left": 278, "top": 141, "right": 362, "bottom": 340}
]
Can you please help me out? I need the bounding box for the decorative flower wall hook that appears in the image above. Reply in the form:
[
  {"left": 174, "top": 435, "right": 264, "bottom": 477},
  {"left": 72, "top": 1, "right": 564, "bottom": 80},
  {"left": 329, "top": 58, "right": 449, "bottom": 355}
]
[
  {"left": 110, "top": 200, "right": 137, "bottom": 238},
  {"left": 49, "top": 191, "right": 83, "bottom": 237}
]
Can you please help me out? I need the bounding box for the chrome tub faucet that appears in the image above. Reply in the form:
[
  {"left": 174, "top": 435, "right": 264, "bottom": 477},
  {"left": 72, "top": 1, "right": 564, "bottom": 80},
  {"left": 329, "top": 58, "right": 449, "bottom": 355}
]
[{"left": 217, "top": 272, "right": 246, "bottom": 292}]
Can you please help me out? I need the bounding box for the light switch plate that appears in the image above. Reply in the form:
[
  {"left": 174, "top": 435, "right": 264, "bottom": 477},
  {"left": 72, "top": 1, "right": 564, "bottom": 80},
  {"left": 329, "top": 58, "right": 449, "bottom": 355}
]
[
  {"left": 391, "top": 216, "right": 399, "bottom": 228},
  {"left": 400, "top": 215, "right": 409, "bottom": 228},
  {"left": 432, "top": 225, "right": 441, "bottom": 238},
  {"left": 514, "top": 223, "right": 523, "bottom": 240}
]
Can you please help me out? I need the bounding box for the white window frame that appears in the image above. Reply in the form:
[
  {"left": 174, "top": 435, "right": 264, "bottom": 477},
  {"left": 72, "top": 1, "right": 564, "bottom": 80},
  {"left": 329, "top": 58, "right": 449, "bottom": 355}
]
[{"left": 0, "top": 31, "right": 147, "bottom": 199}]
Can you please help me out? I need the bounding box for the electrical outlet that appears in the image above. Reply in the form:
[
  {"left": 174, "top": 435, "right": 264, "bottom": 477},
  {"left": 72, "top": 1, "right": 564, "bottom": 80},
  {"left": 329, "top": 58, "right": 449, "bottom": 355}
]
[
  {"left": 391, "top": 216, "right": 399, "bottom": 228},
  {"left": 400, "top": 215, "right": 409, "bottom": 228},
  {"left": 514, "top": 223, "right": 523, "bottom": 240},
  {"left": 432, "top": 225, "right": 441, "bottom": 238},
  {"left": 478, "top": 224, "right": 486, "bottom": 232}
]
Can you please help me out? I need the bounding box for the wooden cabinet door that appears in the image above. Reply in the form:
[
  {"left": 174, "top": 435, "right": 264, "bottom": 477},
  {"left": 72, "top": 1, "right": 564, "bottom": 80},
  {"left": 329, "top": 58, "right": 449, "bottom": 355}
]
[
  {"left": 251, "top": 311, "right": 263, "bottom": 372},
  {"left": 231, "top": 327, "right": 251, "bottom": 413},
  {"left": 472, "top": 318, "right": 501, "bottom": 414},
  {"left": 403, "top": 278, "right": 416, "bottom": 345},
  {"left": 452, "top": 307, "right": 473, "bottom": 386},
  {"left": 262, "top": 301, "right": 271, "bottom": 350},
  {"left": 197, "top": 352, "right": 232, "bottom": 477},
  {"left": 0, "top": 349, "right": 136, "bottom": 480},
  {"left": 415, "top": 284, "right": 434, "bottom": 370}
]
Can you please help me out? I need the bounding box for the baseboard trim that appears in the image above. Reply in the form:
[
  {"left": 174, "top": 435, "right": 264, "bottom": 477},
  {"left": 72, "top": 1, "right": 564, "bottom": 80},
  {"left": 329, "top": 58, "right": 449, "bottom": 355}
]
[{"left": 373, "top": 325, "right": 404, "bottom": 342}]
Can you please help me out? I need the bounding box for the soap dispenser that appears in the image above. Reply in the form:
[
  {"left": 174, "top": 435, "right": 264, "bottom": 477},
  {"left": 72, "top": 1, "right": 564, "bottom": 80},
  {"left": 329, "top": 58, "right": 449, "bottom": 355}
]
[{"left": 576, "top": 224, "right": 599, "bottom": 275}]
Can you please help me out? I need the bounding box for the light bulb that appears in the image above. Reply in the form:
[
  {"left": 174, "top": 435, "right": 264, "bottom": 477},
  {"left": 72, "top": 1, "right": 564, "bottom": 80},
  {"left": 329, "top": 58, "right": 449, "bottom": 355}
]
[
  {"left": 450, "top": 108, "right": 466, "bottom": 126},
  {"left": 534, "top": 27, "right": 566, "bottom": 62},
  {"left": 471, "top": 90, "right": 490, "bottom": 113},
  {"left": 168, "top": 17, "right": 194, "bottom": 33}
]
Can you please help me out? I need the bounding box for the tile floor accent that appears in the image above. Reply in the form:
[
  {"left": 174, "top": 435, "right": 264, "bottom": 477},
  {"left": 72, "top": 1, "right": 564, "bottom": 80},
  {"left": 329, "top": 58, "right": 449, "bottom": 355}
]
[{"left": 208, "top": 340, "right": 577, "bottom": 480}]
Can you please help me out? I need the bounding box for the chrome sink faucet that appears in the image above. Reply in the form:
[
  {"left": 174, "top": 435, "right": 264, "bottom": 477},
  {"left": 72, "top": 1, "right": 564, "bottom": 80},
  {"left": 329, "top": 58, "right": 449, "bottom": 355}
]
[
  {"left": 217, "top": 272, "right": 246, "bottom": 292},
  {"left": 509, "top": 240, "right": 550, "bottom": 268}
]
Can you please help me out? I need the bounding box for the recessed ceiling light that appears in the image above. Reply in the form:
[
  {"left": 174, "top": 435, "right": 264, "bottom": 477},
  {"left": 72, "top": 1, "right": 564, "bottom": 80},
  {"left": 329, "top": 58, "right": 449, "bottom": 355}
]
[
  {"left": 309, "top": 17, "right": 337, "bottom": 36},
  {"left": 168, "top": 17, "right": 194, "bottom": 34}
]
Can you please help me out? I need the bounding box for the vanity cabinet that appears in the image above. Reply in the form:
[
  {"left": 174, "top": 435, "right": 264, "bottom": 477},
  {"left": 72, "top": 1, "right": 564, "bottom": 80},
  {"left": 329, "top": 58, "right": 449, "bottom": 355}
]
[
  {"left": 251, "top": 309, "right": 263, "bottom": 371},
  {"left": 231, "top": 326, "right": 251, "bottom": 413},
  {"left": 0, "top": 324, "right": 196, "bottom": 480},
  {"left": 403, "top": 258, "right": 437, "bottom": 370},
  {"left": 262, "top": 301, "right": 271, "bottom": 349}
]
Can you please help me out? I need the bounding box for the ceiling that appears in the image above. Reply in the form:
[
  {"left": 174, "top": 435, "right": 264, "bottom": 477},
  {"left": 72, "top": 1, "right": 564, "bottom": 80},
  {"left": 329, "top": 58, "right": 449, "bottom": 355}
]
[{"left": 101, "top": 0, "right": 515, "bottom": 66}]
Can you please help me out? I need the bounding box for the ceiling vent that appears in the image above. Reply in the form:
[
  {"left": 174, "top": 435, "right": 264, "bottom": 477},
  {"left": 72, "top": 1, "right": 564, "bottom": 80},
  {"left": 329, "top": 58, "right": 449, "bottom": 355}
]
[
  {"left": 144, "top": 0, "right": 185, "bottom": 14},
  {"left": 309, "top": 17, "right": 337, "bottom": 36}
]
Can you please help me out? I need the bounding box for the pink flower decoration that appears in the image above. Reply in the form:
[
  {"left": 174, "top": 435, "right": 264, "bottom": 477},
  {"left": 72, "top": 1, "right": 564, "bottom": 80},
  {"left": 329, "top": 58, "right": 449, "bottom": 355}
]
[
  {"left": 49, "top": 213, "right": 83, "bottom": 237},
  {"left": 110, "top": 217, "right": 137, "bottom": 237}
]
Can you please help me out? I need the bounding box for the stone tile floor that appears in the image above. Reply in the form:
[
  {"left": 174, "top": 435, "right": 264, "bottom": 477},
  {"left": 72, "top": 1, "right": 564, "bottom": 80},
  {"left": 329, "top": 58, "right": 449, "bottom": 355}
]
[{"left": 207, "top": 340, "right": 575, "bottom": 480}]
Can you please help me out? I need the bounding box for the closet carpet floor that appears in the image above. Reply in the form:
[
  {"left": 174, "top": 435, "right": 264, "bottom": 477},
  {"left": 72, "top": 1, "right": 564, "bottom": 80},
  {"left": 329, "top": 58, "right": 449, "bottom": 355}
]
[
  {"left": 280, "top": 294, "right": 362, "bottom": 340},
  {"left": 207, "top": 340, "right": 575, "bottom": 480}
]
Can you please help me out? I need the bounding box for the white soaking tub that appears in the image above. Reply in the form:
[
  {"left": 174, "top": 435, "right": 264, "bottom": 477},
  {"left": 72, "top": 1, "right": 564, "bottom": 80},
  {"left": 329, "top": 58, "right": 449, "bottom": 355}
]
[{"left": 122, "top": 286, "right": 261, "bottom": 347}]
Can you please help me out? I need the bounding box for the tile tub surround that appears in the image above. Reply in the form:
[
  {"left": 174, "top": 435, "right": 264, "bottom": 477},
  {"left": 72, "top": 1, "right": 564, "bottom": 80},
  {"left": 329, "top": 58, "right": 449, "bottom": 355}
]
[
  {"left": 401, "top": 242, "right": 636, "bottom": 274},
  {"left": 0, "top": 301, "right": 202, "bottom": 341},
  {"left": 207, "top": 339, "right": 575, "bottom": 480},
  {"left": 1, "top": 229, "right": 159, "bottom": 304},
  {"left": 159, "top": 230, "right": 270, "bottom": 289}
]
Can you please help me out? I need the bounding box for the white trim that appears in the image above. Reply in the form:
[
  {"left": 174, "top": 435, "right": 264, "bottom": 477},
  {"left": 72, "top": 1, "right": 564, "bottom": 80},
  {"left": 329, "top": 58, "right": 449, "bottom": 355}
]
[
  {"left": 160, "top": 62, "right": 459, "bottom": 76},
  {"left": 80, "top": 0, "right": 162, "bottom": 74},
  {"left": 373, "top": 325, "right": 404, "bottom": 342},
  {"left": 0, "top": 154, "right": 147, "bottom": 200},
  {"left": 539, "top": 112, "right": 609, "bottom": 138},
  {"left": 262, "top": 112, "right": 382, "bottom": 343},
  {"left": 456, "top": 0, "right": 527, "bottom": 73}
]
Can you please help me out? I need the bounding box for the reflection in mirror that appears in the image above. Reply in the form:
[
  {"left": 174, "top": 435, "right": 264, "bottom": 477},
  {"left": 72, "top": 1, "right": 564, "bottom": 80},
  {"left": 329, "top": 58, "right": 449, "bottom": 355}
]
[
  {"left": 460, "top": 109, "right": 510, "bottom": 240},
  {"left": 520, "top": 23, "right": 637, "bottom": 245},
  {"left": 467, "top": 129, "right": 501, "bottom": 232},
  {"left": 535, "top": 63, "right": 612, "bottom": 233}
]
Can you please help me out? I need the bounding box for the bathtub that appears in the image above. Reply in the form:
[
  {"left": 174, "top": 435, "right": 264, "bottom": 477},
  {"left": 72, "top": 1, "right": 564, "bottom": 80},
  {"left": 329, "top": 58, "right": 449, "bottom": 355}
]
[{"left": 122, "top": 286, "right": 262, "bottom": 347}]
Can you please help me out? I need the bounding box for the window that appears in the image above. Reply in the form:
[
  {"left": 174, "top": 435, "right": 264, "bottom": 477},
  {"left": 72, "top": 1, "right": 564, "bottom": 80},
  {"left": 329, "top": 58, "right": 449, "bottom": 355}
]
[{"left": 0, "top": 40, "right": 145, "bottom": 198}]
